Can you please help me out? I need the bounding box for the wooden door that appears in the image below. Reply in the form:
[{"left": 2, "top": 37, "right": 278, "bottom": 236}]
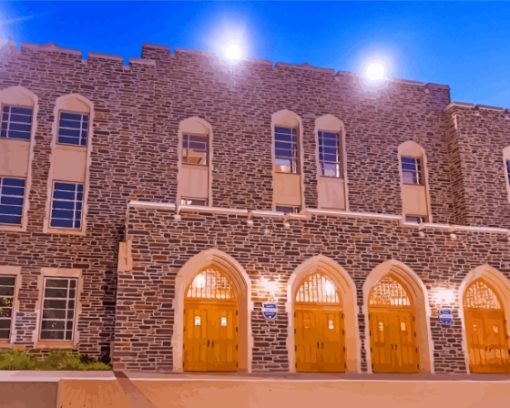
[
  {"left": 320, "top": 309, "right": 346, "bottom": 372},
  {"left": 369, "top": 309, "right": 419, "bottom": 373},
  {"left": 183, "top": 267, "right": 239, "bottom": 372},
  {"left": 465, "top": 309, "right": 510, "bottom": 373},
  {"left": 464, "top": 279, "right": 510, "bottom": 374},
  {"left": 295, "top": 306, "right": 345, "bottom": 372},
  {"left": 368, "top": 274, "right": 419, "bottom": 373},
  {"left": 294, "top": 272, "right": 345, "bottom": 373}
]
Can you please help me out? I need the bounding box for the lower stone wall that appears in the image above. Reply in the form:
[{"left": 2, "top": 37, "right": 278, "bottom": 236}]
[{"left": 113, "top": 205, "right": 510, "bottom": 373}]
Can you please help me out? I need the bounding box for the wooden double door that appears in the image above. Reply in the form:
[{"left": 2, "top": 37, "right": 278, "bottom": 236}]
[
  {"left": 465, "top": 308, "right": 510, "bottom": 373},
  {"left": 294, "top": 305, "right": 346, "bottom": 372},
  {"left": 369, "top": 308, "right": 419, "bottom": 373},
  {"left": 183, "top": 300, "right": 239, "bottom": 371}
]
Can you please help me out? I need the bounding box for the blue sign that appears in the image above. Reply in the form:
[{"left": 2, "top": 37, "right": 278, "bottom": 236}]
[
  {"left": 262, "top": 302, "right": 278, "bottom": 320},
  {"left": 439, "top": 308, "right": 453, "bottom": 325}
]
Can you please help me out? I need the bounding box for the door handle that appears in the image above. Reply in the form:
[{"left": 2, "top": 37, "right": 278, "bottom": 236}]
[
  {"left": 207, "top": 340, "right": 210, "bottom": 347},
  {"left": 212, "top": 340, "right": 215, "bottom": 348},
  {"left": 317, "top": 341, "right": 320, "bottom": 349}
]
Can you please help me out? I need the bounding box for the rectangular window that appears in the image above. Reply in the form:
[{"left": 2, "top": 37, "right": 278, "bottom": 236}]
[
  {"left": 50, "top": 182, "right": 83, "bottom": 229},
  {"left": 318, "top": 131, "right": 341, "bottom": 177},
  {"left": 276, "top": 205, "right": 300, "bottom": 214},
  {"left": 0, "top": 105, "right": 33, "bottom": 140},
  {"left": 274, "top": 127, "right": 298, "bottom": 173},
  {"left": 181, "top": 198, "right": 207, "bottom": 206},
  {"left": 401, "top": 156, "right": 422, "bottom": 185},
  {"left": 182, "top": 134, "right": 208, "bottom": 165},
  {"left": 0, "top": 276, "right": 16, "bottom": 340},
  {"left": 0, "top": 177, "right": 25, "bottom": 225},
  {"left": 506, "top": 160, "right": 510, "bottom": 184},
  {"left": 405, "top": 215, "right": 425, "bottom": 224},
  {"left": 58, "top": 112, "right": 89, "bottom": 146},
  {"left": 40, "top": 277, "right": 77, "bottom": 341}
]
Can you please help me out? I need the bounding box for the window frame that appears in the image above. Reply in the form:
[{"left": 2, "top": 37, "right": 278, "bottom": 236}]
[
  {"left": 181, "top": 132, "right": 209, "bottom": 166},
  {"left": 0, "top": 177, "right": 26, "bottom": 226},
  {"left": 0, "top": 103, "right": 33, "bottom": 141},
  {"left": 318, "top": 130, "right": 342, "bottom": 178},
  {"left": 180, "top": 197, "right": 208, "bottom": 206},
  {"left": 0, "top": 274, "right": 17, "bottom": 342},
  {"left": 401, "top": 156, "right": 423, "bottom": 185},
  {"left": 275, "top": 205, "right": 301, "bottom": 214},
  {"left": 404, "top": 215, "right": 426, "bottom": 224},
  {"left": 56, "top": 110, "right": 90, "bottom": 147},
  {"left": 274, "top": 126, "right": 299, "bottom": 174},
  {"left": 49, "top": 181, "right": 84, "bottom": 231}
]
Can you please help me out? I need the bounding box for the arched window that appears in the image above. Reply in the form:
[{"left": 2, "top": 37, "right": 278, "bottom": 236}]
[
  {"left": 503, "top": 146, "right": 510, "bottom": 202},
  {"left": 315, "top": 114, "right": 348, "bottom": 210},
  {"left": 398, "top": 141, "right": 431, "bottom": 223},
  {"left": 45, "top": 94, "right": 93, "bottom": 234},
  {"left": 271, "top": 110, "right": 303, "bottom": 212},
  {"left": 178, "top": 117, "right": 212, "bottom": 207},
  {"left": 0, "top": 86, "right": 37, "bottom": 230}
]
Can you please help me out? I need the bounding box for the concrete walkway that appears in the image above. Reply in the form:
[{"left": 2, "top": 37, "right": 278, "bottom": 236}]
[{"left": 0, "top": 371, "right": 509, "bottom": 408}]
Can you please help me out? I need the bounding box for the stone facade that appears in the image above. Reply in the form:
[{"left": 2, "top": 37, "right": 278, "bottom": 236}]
[{"left": 0, "top": 41, "right": 509, "bottom": 373}]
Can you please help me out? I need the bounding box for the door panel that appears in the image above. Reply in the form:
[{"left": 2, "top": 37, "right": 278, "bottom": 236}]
[
  {"left": 295, "top": 307, "right": 345, "bottom": 372},
  {"left": 184, "top": 301, "right": 239, "bottom": 372},
  {"left": 369, "top": 309, "right": 419, "bottom": 373},
  {"left": 465, "top": 309, "right": 510, "bottom": 373}
]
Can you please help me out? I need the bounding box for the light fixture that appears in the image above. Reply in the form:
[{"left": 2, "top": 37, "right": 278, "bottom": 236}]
[
  {"left": 259, "top": 277, "right": 279, "bottom": 299},
  {"left": 363, "top": 60, "right": 387, "bottom": 82},
  {"left": 433, "top": 288, "right": 455, "bottom": 305},
  {"left": 223, "top": 41, "right": 244, "bottom": 62}
]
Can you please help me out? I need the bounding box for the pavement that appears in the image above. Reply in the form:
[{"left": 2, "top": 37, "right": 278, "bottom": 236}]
[{"left": 0, "top": 371, "right": 509, "bottom": 408}]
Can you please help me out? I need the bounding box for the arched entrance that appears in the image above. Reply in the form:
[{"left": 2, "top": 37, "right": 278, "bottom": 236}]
[
  {"left": 368, "top": 274, "right": 420, "bottom": 373},
  {"left": 463, "top": 279, "right": 510, "bottom": 373},
  {"left": 294, "top": 272, "right": 345, "bottom": 372},
  {"left": 183, "top": 266, "right": 239, "bottom": 371},
  {"left": 287, "top": 256, "right": 359, "bottom": 373}
]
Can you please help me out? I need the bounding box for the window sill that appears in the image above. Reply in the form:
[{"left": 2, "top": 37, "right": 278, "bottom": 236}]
[
  {"left": 43, "top": 226, "right": 86, "bottom": 236},
  {"left": 318, "top": 175, "right": 344, "bottom": 180},
  {"left": 35, "top": 341, "right": 75, "bottom": 349},
  {"left": 54, "top": 143, "right": 88, "bottom": 151},
  {"left": 0, "top": 224, "right": 26, "bottom": 232}
]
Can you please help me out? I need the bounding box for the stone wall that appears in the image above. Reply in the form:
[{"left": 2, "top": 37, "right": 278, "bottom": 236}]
[
  {"left": 0, "top": 40, "right": 508, "bottom": 369},
  {"left": 115, "top": 204, "right": 510, "bottom": 372}
]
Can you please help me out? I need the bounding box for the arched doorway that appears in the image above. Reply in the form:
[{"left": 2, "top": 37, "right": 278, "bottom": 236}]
[
  {"left": 463, "top": 279, "right": 510, "bottom": 373},
  {"left": 294, "top": 272, "right": 345, "bottom": 372},
  {"left": 183, "top": 266, "right": 239, "bottom": 371},
  {"left": 368, "top": 274, "right": 420, "bottom": 373}
]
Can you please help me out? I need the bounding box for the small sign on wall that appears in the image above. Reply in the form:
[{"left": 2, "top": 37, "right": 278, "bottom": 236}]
[
  {"left": 439, "top": 308, "right": 453, "bottom": 325},
  {"left": 262, "top": 302, "right": 277, "bottom": 320}
]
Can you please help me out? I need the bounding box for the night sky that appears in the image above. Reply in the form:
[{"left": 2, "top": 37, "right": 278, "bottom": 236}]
[{"left": 1, "top": 1, "right": 509, "bottom": 107}]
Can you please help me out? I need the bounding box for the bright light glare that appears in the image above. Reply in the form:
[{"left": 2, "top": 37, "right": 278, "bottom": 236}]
[
  {"left": 325, "top": 280, "right": 336, "bottom": 296},
  {"left": 224, "top": 42, "right": 244, "bottom": 62},
  {"left": 364, "top": 60, "right": 387, "bottom": 81},
  {"left": 260, "top": 277, "right": 279, "bottom": 298},
  {"left": 193, "top": 273, "right": 206, "bottom": 289},
  {"left": 433, "top": 288, "right": 456, "bottom": 305}
]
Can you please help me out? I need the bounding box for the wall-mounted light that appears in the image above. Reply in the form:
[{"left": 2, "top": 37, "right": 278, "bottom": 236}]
[
  {"left": 259, "top": 277, "right": 279, "bottom": 300},
  {"left": 433, "top": 287, "right": 456, "bottom": 306}
]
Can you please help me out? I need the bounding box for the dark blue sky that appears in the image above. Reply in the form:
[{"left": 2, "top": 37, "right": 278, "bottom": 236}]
[{"left": 1, "top": 1, "right": 509, "bottom": 107}]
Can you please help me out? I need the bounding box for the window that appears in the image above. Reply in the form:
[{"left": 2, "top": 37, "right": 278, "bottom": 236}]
[
  {"left": 57, "top": 111, "right": 89, "bottom": 146},
  {"left": 0, "top": 276, "right": 15, "bottom": 340},
  {"left": 506, "top": 160, "right": 510, "bottom": 185},
  {"left": 0, "top": 177, "right": 25, "bottom": 225},
  {"left": 405, "top": 215, "right": 425, "bottom": 224},
  {"left": 0, "top": 105, "right": 33, "bottom": 140},
  {"left": 275, "top": 127, "right": 298, "bottom": 173},
  {"left": 181, "top": 198, "right": 207, "bottom": 206},
  {"left": 182, "top": 134, "right": 208, "bottom": 165},
  {"left": 50, "top": 182, "right": 83, "bottom": 229},
  {"left": 40, "top": 277, "right": 77, "bottom": 341},
  {"left": 401, "top": 156, "right": 422, "bottom": 185},
  {"left": 275, "top": 205, "right": 300, "bottom": 214},
  {"left": 318, "top": 131, "right": 341, "bottom": 177}
]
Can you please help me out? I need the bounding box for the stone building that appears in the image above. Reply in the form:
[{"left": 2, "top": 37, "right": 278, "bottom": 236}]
[{"left": 0, "top": 40, "right": 509, "bottom": 375}]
